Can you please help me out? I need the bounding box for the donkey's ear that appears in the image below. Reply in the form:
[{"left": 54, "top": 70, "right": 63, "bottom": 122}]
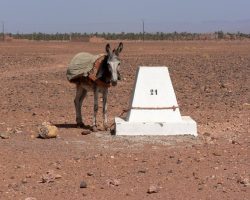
[
  {"left": 106, "top": 43, "right": 111, "bottom": 54},
  {"left": 115, "top": 42, "right": 123, "bottom": 55}
]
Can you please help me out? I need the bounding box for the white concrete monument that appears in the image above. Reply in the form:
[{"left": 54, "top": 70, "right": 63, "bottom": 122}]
[{"left": 115, "top": 66, "right": 197, "bottom": 136}]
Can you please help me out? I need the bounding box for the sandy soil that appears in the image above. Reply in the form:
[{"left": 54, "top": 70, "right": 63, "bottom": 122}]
[{"left": 0, "top": 40, "right": 249, "bottom": 200}]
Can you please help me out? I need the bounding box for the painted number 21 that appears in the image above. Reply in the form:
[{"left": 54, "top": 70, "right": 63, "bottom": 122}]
[{"left": 150, "top": 89, "right": 158, "bottom": 95}]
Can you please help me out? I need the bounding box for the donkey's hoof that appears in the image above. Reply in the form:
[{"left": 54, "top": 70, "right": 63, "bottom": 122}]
[
  {"left": 92, "top": 126, "right": 98, "bottom": 132},
  {"left": 77, "top": 123, "right": 92, "bottom": 130}
]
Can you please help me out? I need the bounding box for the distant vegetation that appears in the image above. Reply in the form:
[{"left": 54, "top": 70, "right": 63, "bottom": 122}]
[{"left": 1, "top": 31, "right": 250, "bottom": 41}]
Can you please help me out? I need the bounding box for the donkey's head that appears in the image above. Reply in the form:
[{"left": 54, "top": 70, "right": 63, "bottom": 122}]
[{"left": 105, "top": 42, "right": 123, "bottom": 86}]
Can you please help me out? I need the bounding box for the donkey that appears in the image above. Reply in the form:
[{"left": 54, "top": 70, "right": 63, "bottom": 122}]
[{"left": 73, "top": 43, "right": 123, "bottom": 132}]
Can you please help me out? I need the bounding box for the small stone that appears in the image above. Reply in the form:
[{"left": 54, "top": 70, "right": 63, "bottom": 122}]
[
  {"left": 38, "top": 122, "right": 58, "bottom": 139},
  {"left": 107, "top": 179, "right": 120, "bottom": 186},
  {"left": 198, "top": 187, "right": 203, "bottom": 190},
  {"left": 231, "top": 140, "right": 239, "bottom": 145},
  {"left": 81, "top": 130, "right": 91, "bottom": 135},
  {"left": 87, "top": 172, "right": 94, "bottom": 176},
  {"left": 238, "top": 177, "right": 250, "bottom": 187},
  {"left": 176, "top": 159, "right": 182, "bottom": 164},
  {"left": 26, "top": 174, "right": 32, "bottom": 178},
  {"left": 30, "top": 135, "right": 36, "bottom": 139},
  {"left": 55, "top": 174, "right": 62, "bottom": 179},
  {"left": 21, "top": 179, "right": 28, "bottom": 184},
  {"left": 243, "top": 103, "right": 250, "bottom": 109},
  {"left": 15, "top": 165, "right": 22, "bottom": 169},
  {"left": 147, "top": 185, "right": 160, "bottom": 194},
  {"left": 56, "top": 165, "right": 62, "bottom": 170},
  {"left": 213, "top": 152, "right": 221, "bottom": 156},
  {"left": 194, "top": 158, "right": 201, "bottom": 162},
  {"left": 0, "top": 132, "right": 10, "bottom": 139},
  {"left": 25, "top": 197, "right": 37, "bottom": 200},
  {"left": 193, "top": 172, "right": 199, "bottom": 179},
  {"left": 80, "top": 181, "right": 87, "bottom": 188},
  {"left": 73, "top": 157, "right": 81, "bottom": 162},
  {"left": 112, "top": 179, "right": 120, "bottom": 186},
  {"left": 138, "top": 169, "right": 147, "bottom": 174},
  {"left": 39, "top": 170, "right": 61, "bottom": 183}
]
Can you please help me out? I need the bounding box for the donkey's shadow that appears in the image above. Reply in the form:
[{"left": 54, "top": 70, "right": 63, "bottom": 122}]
[
  {"left": 54, "top": 123, "right": 115, "bottom": 135},
  {"left": 54, "top": 123, "right": 78, "bottom": 129},
  {"left": 54, "top": 123, "right": 91, "bottom": 130}
]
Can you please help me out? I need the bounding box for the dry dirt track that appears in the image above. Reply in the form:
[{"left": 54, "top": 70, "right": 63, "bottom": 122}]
[{"left": 0, "top": 41, "right": 249, "bottom": 200}]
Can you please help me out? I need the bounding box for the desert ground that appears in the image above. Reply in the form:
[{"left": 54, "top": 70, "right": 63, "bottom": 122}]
[{"left": 0, "top": 40, "right": 249, "bottom": 200}]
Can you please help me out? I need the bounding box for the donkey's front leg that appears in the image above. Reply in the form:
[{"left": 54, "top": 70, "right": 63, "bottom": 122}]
[
  {"left": 102, "top": 89, "right": 108, "bottom": 130},
  {"left": 92, "top": 87, "right": 99, "bottom": 132}
]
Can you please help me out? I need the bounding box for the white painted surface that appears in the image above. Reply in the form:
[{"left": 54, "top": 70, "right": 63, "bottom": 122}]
[
  {"left": 127, "top": 67, "right": 181, "bottom": 122},
  {"left": 115, "top": 116, "right": 197, "bottom": 136},
  {"left": 128, "top": 109, "right": 182, "bottom": 122},
  {"left": 131, "top": 67, "right": 177, "bottom": 108},
  {"left": 115, "top": 66, "right": 197, "bottom": 136}
]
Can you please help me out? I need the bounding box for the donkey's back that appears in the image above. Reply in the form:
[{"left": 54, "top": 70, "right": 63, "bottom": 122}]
[{"left": 67, "top": 52, "right": 104, "bottom": 82}]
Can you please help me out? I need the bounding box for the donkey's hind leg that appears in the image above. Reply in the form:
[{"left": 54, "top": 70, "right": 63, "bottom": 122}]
[
  {"left": 92, "top": 86, "right": 99, "bottom": 132},
  {"left": 74, "top": 84, "right": 87, "bottom": 127}
]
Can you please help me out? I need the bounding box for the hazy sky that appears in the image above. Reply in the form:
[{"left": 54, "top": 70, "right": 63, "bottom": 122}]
[{"left": 1, "top": 0, "right": 250, "bottom": 33}]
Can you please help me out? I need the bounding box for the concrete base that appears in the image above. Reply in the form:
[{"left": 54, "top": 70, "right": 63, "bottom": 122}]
[{"left": 115, "top": 116, "right": 197, "bottom": 136}]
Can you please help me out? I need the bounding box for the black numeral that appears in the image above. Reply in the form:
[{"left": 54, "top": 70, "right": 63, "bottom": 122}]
[{"left": 150, "top": 89, "right": 158, "bottom": 95}]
